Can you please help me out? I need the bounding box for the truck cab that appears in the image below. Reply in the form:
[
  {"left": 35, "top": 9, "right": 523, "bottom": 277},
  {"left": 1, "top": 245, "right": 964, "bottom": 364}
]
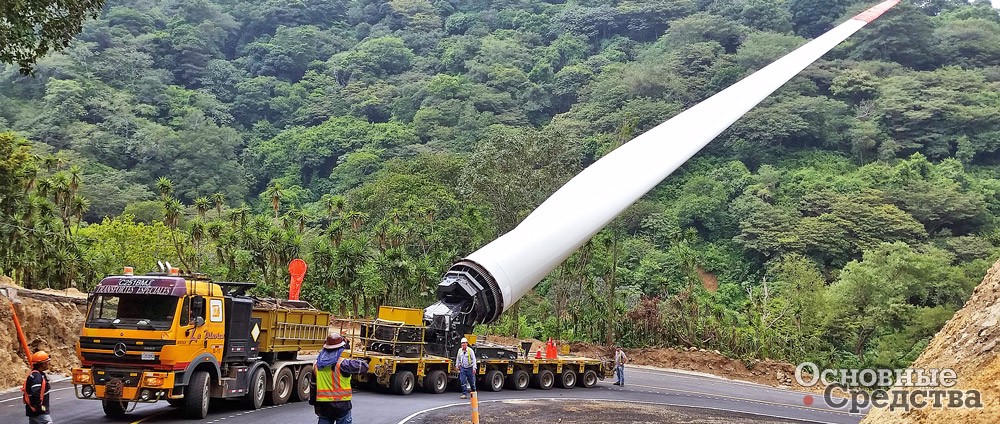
[{"left": 72, "top": 268, "right": 328, "bottom": 419}]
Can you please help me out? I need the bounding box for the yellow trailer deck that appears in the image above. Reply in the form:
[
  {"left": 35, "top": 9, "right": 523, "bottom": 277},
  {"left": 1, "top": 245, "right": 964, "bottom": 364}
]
[{"left": 331, "top": 307, "right": 611, "bottom": 396}]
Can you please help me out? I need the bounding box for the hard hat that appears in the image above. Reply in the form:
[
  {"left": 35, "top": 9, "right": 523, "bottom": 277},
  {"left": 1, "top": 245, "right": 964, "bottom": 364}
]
[
  {"left": 31, "top": 351, "right": 50, "bottom": 364},
  {"left": 461, "top": 337, "right": 468, "bottom": 344},
  {"left": 323, "top": 332, "right": 346, "bottom": 349}
]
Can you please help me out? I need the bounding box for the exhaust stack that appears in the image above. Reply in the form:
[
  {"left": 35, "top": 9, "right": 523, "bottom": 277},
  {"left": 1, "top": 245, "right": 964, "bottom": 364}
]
[{"left": 427, "top": 0, "right": 901, "bottom": 327}]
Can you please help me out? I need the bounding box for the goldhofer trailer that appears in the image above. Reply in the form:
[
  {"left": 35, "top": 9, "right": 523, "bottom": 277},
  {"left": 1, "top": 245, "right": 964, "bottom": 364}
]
[{"left": 332, "top": 306, "right": 611, "bottom": 395}]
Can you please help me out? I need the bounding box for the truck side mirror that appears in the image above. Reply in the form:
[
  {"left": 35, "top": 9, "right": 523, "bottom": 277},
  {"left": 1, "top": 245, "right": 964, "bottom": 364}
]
[{"left": 194, "top": 316, "right": 205, "bottom": 327}]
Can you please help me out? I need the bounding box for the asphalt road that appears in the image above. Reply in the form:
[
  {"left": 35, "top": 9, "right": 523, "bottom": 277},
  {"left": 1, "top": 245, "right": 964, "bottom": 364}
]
[{"left": 0, "top": 367, "right": 865, "bottom": 424}]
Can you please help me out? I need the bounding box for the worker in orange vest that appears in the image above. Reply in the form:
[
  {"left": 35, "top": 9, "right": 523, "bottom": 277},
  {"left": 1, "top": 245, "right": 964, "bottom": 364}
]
[
  {"left": 23, "top": 351, "right": 52, "bottom": 424},
  {"left": 311, "top": 333, "right": 368, "bottom": 424}
]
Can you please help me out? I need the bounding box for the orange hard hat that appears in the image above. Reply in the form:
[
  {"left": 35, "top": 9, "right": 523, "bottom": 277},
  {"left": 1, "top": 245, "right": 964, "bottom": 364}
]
[{"left": 31, "top": 351, "right": 50, "bottom": 364}]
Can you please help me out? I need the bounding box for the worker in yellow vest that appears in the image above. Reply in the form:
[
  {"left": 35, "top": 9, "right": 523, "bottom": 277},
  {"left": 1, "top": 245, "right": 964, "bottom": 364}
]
[
  {"left": 456, "top": 337, "right": 477, "bottom": 399},
  {"left": 311, "top": 332, "right": 369, "bottom": 424}
]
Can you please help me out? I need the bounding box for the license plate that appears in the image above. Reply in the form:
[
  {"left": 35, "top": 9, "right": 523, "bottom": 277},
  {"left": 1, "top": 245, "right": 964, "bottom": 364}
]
[{"left": 141, "top": 352, "right": 155, "bottom": 361}]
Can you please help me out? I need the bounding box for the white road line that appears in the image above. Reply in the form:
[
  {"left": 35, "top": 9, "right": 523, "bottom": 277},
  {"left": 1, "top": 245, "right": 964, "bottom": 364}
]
[
  {"left": 397, "top": 397, "right": 840, "bottom": 424},
  {"left": 0, "top": 387, "right": 73, "bottom": 403}
]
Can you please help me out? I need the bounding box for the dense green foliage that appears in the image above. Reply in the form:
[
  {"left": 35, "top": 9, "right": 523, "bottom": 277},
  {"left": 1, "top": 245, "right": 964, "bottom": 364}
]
[
  {"left": 0, "top": 0, "right": 107, "bottom": 74},
  {"left": 2, "top": 0, "right": 1000, "bottom": 371}
]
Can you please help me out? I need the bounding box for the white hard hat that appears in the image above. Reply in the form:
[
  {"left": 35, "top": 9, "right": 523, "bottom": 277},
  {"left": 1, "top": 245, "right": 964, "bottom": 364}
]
[{"left": 461, "top": 337, "right": 468, "bottom": 344}]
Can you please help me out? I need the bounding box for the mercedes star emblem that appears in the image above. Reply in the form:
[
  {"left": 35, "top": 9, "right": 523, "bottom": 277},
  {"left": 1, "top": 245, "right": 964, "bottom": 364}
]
[{"left": 114, "top": 342, "right": 127, "bottom": 357}]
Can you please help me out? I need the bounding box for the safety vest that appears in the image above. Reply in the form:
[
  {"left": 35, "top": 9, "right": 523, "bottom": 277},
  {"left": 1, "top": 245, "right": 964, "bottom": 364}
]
[
  {"left": 22, "top": 370, "right": 47, "bottom": 413},
  {"left": 315, "top": 359, "right": 352, "bottom": 402}
]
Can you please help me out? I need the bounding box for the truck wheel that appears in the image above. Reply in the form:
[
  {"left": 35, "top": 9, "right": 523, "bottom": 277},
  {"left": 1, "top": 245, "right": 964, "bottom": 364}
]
[
  {"left": 270, "top": 368, "right": 293, "bottom": 405},
  {"left": 558, "top": 369, "right": 577, "bottom": 389},
  {"left": 390, "top": 370, "right": 415, "bottom": 396},
  {"left": 293, "top": 368, "right": 313, "bottom": 402},
  {"left": 579, "top": 369, "right": 598, "bottom": 388},
  {"left": 183, "top": 371, "right": 211, "bottom": 419},
  {"left": 485, "top": 370, "right": 504, "bottom": 392},
  {"left": 506, "top": 369, "right": 529, "bottom": 391},
  {"left": 533, "top": 369, "right": 554, "bottom": 390},
  {"left": 242, "top": 367, "right": 266, "bottom": 410},
  {"left": 422, "top": 370, "right": 447, "bottom": 394},
  {"left": 102, "top": 399, "right": 127, "bottom": 418}
]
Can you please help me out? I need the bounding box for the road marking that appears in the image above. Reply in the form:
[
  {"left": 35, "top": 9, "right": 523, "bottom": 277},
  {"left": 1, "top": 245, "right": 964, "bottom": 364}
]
[
  {"left": 397, "top": 397, "right": 842, "bottom": 424},
  {"left": 617, "top": 382, "right": 863, "bottom": 416},
  {"left": 0, "top": 387, "right": 73, "bottom": 403}
]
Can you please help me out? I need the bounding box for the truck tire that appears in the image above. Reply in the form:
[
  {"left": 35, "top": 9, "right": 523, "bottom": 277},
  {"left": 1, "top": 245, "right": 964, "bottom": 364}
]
[
  {"left": 506, "top": 369, "right": 529, "bottom": 391},
  {"left": 533, "top": 369, "right": 554, "bottom": 390},
  {"left": 485, "top": 370, "right": 504, "bottom": 392},
  {"left": 390, "top": 370, "right": 415, "bottom": 395},
  {"left": 558, "top": 369, "right": 577, "bottom": 389},
  {"left": 242, "top": 367, "right": 266, "bottom": 410},
  {"left": 422, "top": 370, "right": 447, "bottom": 394},
  {"left": 270, "top": 368, "right": 294, "bottom": 405},
  {"left": 184, "top": 371, "right": 211, "bottom": 419},
  {"left": 293, "top": 367, "right": 313, "bottom": 402},
  {"left": 579, "top": 369, "right": 598, "bottom": 388},
  {"left": 102, "top": 399, "right": 127, "bottom": 418}
]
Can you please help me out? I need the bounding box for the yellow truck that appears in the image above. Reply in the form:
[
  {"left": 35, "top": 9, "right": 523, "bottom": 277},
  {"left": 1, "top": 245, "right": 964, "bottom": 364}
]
[{"left": 71, "top": 267, "right": 329, "bottom": 419}]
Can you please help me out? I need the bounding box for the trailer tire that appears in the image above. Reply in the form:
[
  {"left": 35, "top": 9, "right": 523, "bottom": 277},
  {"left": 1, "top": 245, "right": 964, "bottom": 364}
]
[
  {"left": 506, "top": 369, "right": 529, "bottom": 391},
  {"left": 558, "top": 369, "right": 577, "bottom": 389},
  {"left": 184, "top": 371, "right": 211, "bottom": 419},
  {"left": 579, "top": 369, "right": 598, "bottom": 388},
  {"left": 242, "top": 367, "right": 266, "bottom": 410},
  {"left": 533, "top": 369, "right": 555, "bottom": 390},
  {"left": 270, "top": 368, "right": 294, "bottom": 405},
  {"left": 391, "top": 370, "right": 415, "bottom": 396},
  {"left": 102, "top": 399, "right": 127, "bottom": 418},
  {"left": 422, "top": 370, "right": 447, "bottom": 394},
  {"left": 485, "top": 370, "right": 504, "bottom": 392},
  {"left": 293, "top": 368, "right": 313, "bottom": 402}
]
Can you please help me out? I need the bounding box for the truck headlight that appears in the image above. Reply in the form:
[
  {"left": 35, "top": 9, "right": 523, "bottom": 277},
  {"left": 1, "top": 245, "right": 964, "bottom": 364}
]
[
  {"left": 143, "top": 377, "right": 164, "bottom": 387},
  {"left": 81, "top": 385, "right": 95, "bottom": 398}
]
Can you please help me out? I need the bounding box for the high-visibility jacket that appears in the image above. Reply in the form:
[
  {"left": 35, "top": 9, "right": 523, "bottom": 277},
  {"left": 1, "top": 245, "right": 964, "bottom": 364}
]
[
  {"left": 22, "top": 369, "right": 49, "bottom": 417},
  {"left": 315, "top": 358, "right": 352, "bottom": 402}
]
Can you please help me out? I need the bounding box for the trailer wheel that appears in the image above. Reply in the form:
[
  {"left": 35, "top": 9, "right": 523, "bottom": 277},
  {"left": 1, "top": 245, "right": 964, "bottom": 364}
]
[
  {"left": 102, "top": 399, "right": 127, "bottom": 418},
  {"left": 579, "top": 369, "right": 598, "bottom": 388},
  {"left": 270, "top": 368, "right": 294, "bottom": 405},
  {"left": 506, "top": 369, "right": 529, "bottom": 391},
  {"left": 242, "top": 367, "right": 266, "bottom": 410},
  {"left": 184, "top": 371, "right": 211, "bottom": 419},
  {"left": 422, "top": 370, "right": 447, "bottom": 394},
  {"left": 485, "top": 370, "right": 504, "bottom": 392},
  {"left": 533, "top": 369, "right": 555, "bottom": 390},
  {"left": 558, "top": 369, "right": 577, "bottom": 389},
  {"left": 391, "top": 370, "right": 415, "bottom": 395},
  {"left": 293, "top": 368, "right": 313, "bottom": 402}
]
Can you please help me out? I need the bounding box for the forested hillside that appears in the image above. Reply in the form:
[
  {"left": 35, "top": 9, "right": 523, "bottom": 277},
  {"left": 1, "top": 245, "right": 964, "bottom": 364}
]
[{"left": 2, "top": 0, "right": 1000, "bottom": 371}]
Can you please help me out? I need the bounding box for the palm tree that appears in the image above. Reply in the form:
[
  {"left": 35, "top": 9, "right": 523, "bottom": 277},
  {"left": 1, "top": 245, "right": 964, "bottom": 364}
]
[
  {"left": 70, "top": 195, "right": 90, "bottom": 233},
  {"left": 189, "top": 219, "right": 205, "bottom": 270},
  {"left": 265, "top": 183, "right": 284, "bottom": 218},
  {"left": 322, "top": 194, "right": 346, "bottom": 220},
  {"left": 155, "top": 177, "right": 173, "bottom": 200},
  {"left": 211, "top": 192, "right": 225, "bottom": 218},
  {"left": 194, "top": 197, "right": 210, "bottom": 219},
  {"left": 163, "top": 198, "right": 192, "bottom": 270}
]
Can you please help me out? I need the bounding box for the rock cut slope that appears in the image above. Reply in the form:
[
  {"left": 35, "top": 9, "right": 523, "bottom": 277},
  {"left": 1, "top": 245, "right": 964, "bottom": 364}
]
[{"left": 861, "top": 259, "right": 1000, "bottom": 423}]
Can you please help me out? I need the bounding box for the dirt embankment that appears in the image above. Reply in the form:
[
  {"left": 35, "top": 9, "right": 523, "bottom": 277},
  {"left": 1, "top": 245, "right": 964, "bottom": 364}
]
[
  {"left": 0, "top": 277, "right": 87, "bottom": 390},
  {"left": 861, "top": 259, "right": 1000, "bottom": 424}
]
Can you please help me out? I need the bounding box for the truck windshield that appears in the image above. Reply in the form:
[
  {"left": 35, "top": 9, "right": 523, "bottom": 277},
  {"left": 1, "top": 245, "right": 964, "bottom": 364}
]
[{"left": 86, "top": 294, "right": 180, "bottom": 330}]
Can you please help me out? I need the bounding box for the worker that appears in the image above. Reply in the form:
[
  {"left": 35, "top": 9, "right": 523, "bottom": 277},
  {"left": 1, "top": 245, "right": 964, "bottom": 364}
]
[
  {"left": 23, "top": 351, "right": 52, "bottom": 424},
  {"left": 311, "top": 332, "right": 369, "bottom": 424},
  {"left": 613, "top": 346, "right": 628, "bottom": 386},
  {"left": 456, "top": 337, "right": 477, "bottom": 399}
]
